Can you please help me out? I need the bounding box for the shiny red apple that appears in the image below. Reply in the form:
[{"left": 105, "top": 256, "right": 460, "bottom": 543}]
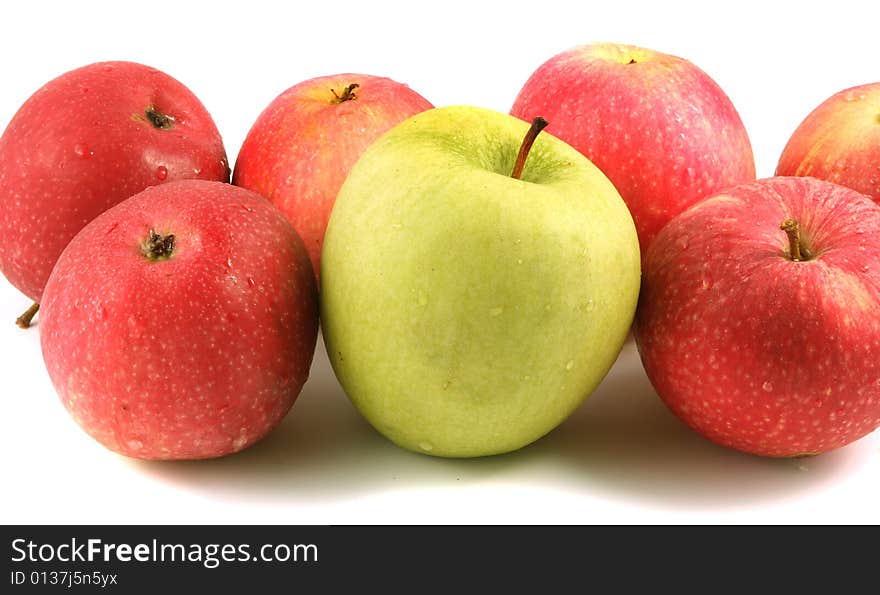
[
  {"left": 39, "top": 180, "right": 318, "bottom": 460},
  {"left": 511, "top": 42, "right": 755, "bottom": 255},
  {"left": 0, "top": 61, "right": 229, "bottom": 325},
  {"left": 635, "top": 176, "right": 880, "bottom": 457},
  {"left": 776, "top": 82, "right": 880, "bottom": 202},
  {"left": 233, "top": 73, "right": 432, "bottom": 278}
]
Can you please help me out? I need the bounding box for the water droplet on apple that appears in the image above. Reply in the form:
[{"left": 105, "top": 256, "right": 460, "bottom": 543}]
[
  {"left": 226, "top": 257, "right": 233, "bottom": 269},
  {"left": 155, "top": 165, "right": 168, "bottom": 180},
  {"left": 96, "top": 305, "right": 106, "bottom": 321},
  {"left": 762, "top": 381, "right": 774, "bottom": 392},
  {"left": 675, "top": 235, "right": 690, "bottom": 250},
  {"left": 240, "top": 204, "right": 255, "bottom": 213},
  {"left": 417, "top": 291, "right": 428, "bottom": 307},
  {"left": 701, "top": 271, "right": 713, "bottom": 290},
  {"left": 565, "top": 360, "right": 574, "bottom": 371},
  {"left": 544, "top": 304, "right": 552, "bottom": 311},
  {"left": 418, "top": 442, "right": 434, "bottom": 452},
  {"left": 585, "top": 299, "right": 595, "bottom": 312},
  {"left": 489, "top": 307, "right": 503, "bottom": 317},
  {"left": 247, "top": 277, "right": 256, "bottom": 288},
  {"left": 73, "top": 143, "right": 93, "bottom": 159},
  {"left": 517, "top": 259, "right": 523, "bottom": 265},
  {"left": 193, "top": 168, "right": 202, "bottom": 175}
]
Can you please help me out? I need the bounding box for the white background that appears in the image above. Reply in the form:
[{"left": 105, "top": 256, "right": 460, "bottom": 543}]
[{"left": 1, "top": 0, "right": 879, "bottom": 524}]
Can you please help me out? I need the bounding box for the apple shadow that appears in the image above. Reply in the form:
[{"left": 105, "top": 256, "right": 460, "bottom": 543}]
[
  {"left": 137, "top": 335, "right": 876, "bottom": 513},
  {"left": 529, "top": 340, "right": 876, "bottom": 511},
  {"left": 135, "top": 336, "right": 538, "bottom": 506}
]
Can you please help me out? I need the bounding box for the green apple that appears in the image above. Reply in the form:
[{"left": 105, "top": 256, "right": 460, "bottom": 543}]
[{"left": 320, "top": 106, "right": 640, "bottom": 458}]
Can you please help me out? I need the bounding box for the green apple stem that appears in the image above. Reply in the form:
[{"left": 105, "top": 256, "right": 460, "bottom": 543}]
[
  {"left": 780, "top": 219, "right": 811, "bottom": 261},
  {"left": 331, "top": 84, "right": 359, "bottom": 104},
  {"left": 511, "top": 117, "right": 549, "bottom": 180},
  {"left": 15, "top": 302, "right": 39, "bottom": 329},
  {"left": 142, "top": 230, "right": 176, "bottom": 261}
]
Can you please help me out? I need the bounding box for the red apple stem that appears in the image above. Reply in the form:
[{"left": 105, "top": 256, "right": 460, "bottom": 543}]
[
  {"left": 331, "top": 84, "right": 359, "bottom": 104},
  {"left": 511, "top": 117, "right": 549, "bottom": 180},
  {"left": 142, "top": 230, "right": 176, "bottom": 261},
  {"left": 780, "top": 219, "right": 810, "bottom": 261},
  {"left": 15, "top": 302, "right": 39, "bottom": 329},
  {"left": 145, "top": 106, "right": 174, "bottom": 130}
]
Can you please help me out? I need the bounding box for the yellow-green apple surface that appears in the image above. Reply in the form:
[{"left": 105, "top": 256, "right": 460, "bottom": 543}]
[
  {"left": 776, "top": 82, "right": 880, "bottom": 202},
  {"left": 511, "top": 42, "right": 756, "bottom": 255},
  {"left": 636, "top": 177, "right": 880, "bottom": 457},
  {"left": 233, "top": 74, "right": 433, "bottom": 279},
  {"left": 320, "top": 106, "right": 641, "bottom": 458}
]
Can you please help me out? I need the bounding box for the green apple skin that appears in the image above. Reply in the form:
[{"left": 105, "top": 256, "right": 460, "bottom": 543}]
[{"left": 320, "top": 106, "right": 640, "bottom": 458}]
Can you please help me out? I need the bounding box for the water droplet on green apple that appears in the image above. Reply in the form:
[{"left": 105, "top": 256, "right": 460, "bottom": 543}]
[
  {"left": 585, "top": 299, "right": 595, "bottom": 312},
  {"left": 489, "top": 307, "right": 503, "bottom": 317},
  {"left": 418, "top": 442, "right": 434, "bottom": 452},
  {"left": 517, "top": 259, "right": 523, "bottom": 265},
  {"left": 565, "top": 360, "right": 574, "bottom": 371}
]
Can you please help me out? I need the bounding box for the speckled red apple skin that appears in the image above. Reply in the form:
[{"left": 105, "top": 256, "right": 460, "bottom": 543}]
[
  {"left": 776, "top": 82, "right": 880, "bottom": 202},
  {"left": 233, "top": 73, "right": 432, "bottom": 278},
  {"left": 0, "top": 61, "right": 230, "bottom": 302},
  {"left": 635, "top": 177, "right": 880, "bottom": 457},
  {"left": 511, "top": 43, "right": 755, "bottom": 255},
  {"left": 39, "top": 180, "right": 318, "bottom": 460}
]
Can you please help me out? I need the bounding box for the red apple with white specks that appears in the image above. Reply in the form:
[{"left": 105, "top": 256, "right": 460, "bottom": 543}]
[
  {"left": 776, "top": 82, "right": 880, "bottom": 202},
  {"left": 233, "top": 73, "right": 433, "bottom": 279},
  {"left": 0, "top": 61, "right": 230, "bottom": 326},
  {"left": 39, "top": 180, "right": 318, "bottom": 460},
  {"left": 635, "top": 176, "right": 880, "bottom": 457},
  {"left": 511, "top": 42, "right": 756, "bottom": 255}
]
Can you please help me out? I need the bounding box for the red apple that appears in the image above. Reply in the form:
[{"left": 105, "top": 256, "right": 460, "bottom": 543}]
[
  {"left": 510, "top": 42, "right": 755, "bottom": 255},
  {"left": 232, "top": 73, "right": 432, "bottom": 278},
  {"left": 39, "top": 180, "right": 318, "bottom": 460},
  {"left": 776, "top": 82, "right": 880, "bottom": 202},
  {"left": 635, "top": 176, "right": 880, "bottom": 457},
  {"left": 0, "top": 61, "right": 229, "bottom": 325}
]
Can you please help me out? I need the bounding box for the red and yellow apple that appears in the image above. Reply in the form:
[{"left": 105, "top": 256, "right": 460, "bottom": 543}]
[
  {"left": 233, "top": 74, "right": 433, "bottom": 278},
  {"left": 0, "top": 61, "right": 229, "bottom": 324},
  {"left": 635, "top": 176, "right": 880, "bottom": 457},
  {"left": 511, "top": 43, "right": 755, "bottom": 254},
  {"left": 39, "top": 180, "right": 318, "bottom": 460},
  {"left": 776, "top": 82, "right": 880, "bottom": 202}
]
